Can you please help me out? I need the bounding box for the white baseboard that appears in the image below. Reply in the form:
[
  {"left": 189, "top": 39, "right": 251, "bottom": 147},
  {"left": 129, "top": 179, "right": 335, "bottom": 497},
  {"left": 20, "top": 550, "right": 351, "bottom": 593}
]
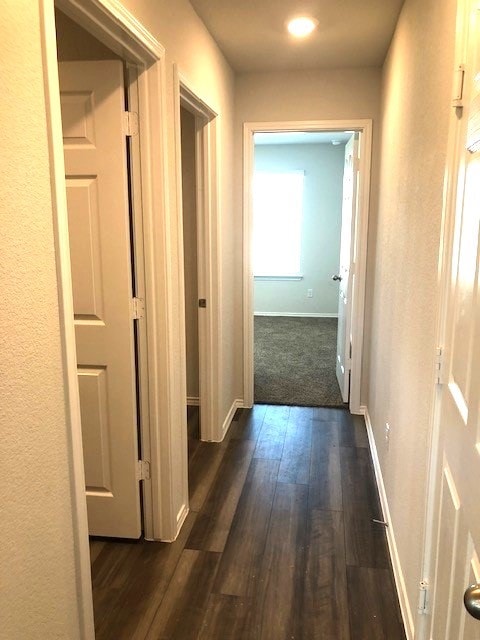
[
  {"left": 170, "top": 503, "right": 189, "bottom": 542},
  {"left": 254, "top": 312, "right": 338, "bottom": 318},
  {"left": 363, "top": 407, "right": 415, "bottom": 640},
  {"left": 187, "top": 396, "right": 200, "bottom": 406},
  {"left": 216, "top": 398, "right": 244, "bottom": 442}
]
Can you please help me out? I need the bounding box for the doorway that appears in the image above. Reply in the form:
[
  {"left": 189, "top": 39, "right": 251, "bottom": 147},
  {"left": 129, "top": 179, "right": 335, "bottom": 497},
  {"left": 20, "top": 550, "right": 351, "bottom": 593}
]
[
  {"left": 56, "top": 9, "right": 148, "bottom": 538},
  {"left": 176, "top": 74, "right": 222, "bottom": 443},
  {"left": 252, "top": 130, "right": 352, "bottom": 407},
  {"left": 243, "top": 120, "right": 372, "bottom": 414},
  {"left": 180, "top": 104, "right": 202, "bottom": 466}
]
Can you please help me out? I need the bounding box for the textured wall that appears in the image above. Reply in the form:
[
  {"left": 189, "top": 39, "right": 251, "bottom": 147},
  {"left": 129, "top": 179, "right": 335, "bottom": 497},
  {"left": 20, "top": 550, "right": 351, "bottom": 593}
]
[
  {"left": 235, "top": 68, "right": 382, "bottom": 401},
  {"left": 367, "top": 0, "right": 456, "bottom": 628},
  {"left": 1, "top": 0, "right": 237, "bottom": 633},
  {"left": 119, "top": 0, "right": 237, "bottom": 422},
  {"left": 254, "top": 143, "right": 344, "bottom": 315},
  {"left": 0, "top": 2, "right": 81, "bottom": 638}
]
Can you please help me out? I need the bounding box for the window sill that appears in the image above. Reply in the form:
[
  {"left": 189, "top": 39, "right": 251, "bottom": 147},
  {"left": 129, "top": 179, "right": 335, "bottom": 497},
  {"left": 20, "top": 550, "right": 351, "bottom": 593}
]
[{"left": 254, "top": 275, "right": 304, "bottom": 281}]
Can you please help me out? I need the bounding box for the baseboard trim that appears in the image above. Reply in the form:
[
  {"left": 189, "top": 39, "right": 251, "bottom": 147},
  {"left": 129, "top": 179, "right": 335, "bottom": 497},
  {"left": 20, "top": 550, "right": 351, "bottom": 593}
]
[
  {"left": 254, "top": 312, "right": 338, "bottom": 318},
  {"left": 364, "top": 407, "right": 415, "bottom": 640},
  {"left": 216, "top": 398, "right": 244, "bottom": 442},
  {"left": 187, "top": 396, "right": 200, "bottom": 406},
  {"left": 168, "top": 503, "right": 189, "bottom": 542}
]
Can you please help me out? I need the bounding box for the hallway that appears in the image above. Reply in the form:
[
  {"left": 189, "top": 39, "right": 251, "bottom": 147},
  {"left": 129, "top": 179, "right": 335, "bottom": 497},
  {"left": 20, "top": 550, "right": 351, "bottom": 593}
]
[{"left": 90, "top": 406, "right": 405, "bottom": 639}]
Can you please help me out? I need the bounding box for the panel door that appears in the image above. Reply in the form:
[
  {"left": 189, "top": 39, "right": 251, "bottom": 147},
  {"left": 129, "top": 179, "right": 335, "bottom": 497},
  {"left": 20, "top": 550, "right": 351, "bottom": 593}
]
[
  {"left": 335, "top": 134, "right": 359, "bottom": 402},
  {"left": 59, "top": 60, "right": 141, "bottom": 538},
  {"left": 429, "top": 5, "right": 480, "bottom": 637}
]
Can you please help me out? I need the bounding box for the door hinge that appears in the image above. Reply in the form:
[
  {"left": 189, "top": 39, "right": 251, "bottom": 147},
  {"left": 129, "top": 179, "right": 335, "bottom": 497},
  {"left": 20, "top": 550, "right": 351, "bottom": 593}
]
[
  {"left": 136, "top": 460, "right": 151, "bottom": 481},
  {"left": 418, "top": 580, "right": 429, "bottom": 614},
  {"left": 452, "top": 64, "right": 465, "bottom": 108},
  {"left": 123, "top": 111, "right": 139, "bottom": 136},
  {"left": 131, "top": 297, "right": 145, "bottom": 320},
  {"left": 435, "top": 346, "right": 444, "bottom": 384}
]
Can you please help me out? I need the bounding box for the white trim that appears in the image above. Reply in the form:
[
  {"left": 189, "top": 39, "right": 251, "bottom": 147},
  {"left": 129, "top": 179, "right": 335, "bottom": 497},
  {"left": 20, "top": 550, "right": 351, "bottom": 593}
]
[
  {"left": 175, "top": 66, "right": 222, "bottom": 443},
  {"left": 349, "top": 123, "right": 372, "bottom": 414},
  {"left": 173, "top": 503, "right": 189, "bottom": 541},
  {"left": 364, "top": 407, "right": 415, "bottom": 640},
  {"left": 55, "top": 0, "right": 164, "bottom": 63},
  {"left": 40, "top": 3, "right": 95, "bottom": 637},
  {"left": 210, "top": 399, "right": 243, "bottom": 443},
  {"left": 187, "top": 396, "right": 200, "bottom": 406},
  {"left": 254, "top": 312, "right": 338, "bottom": 318},
  {"left": 124, "top": 62, "right": 155, "bottom": 542},
  {"left": 243, "top": 119, "right": 372, "bottom": 413}
]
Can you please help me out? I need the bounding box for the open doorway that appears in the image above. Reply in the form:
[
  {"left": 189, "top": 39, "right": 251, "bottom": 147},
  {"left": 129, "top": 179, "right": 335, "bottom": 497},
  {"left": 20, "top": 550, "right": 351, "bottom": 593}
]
[
  {"left": 243, "top": 120, "right": 372, "bottom": 414},
  {"left": 179, "top": 105, "right": 202, "bottom": 461},
  {"left": 176, "top": 76, "right": 222, "bottom": 444},
  {"left": 252, "top": 130, "right": 350, "bottom": 407},
  {"left": 55, "top": 8, "right": 149, "bottom": 539}
]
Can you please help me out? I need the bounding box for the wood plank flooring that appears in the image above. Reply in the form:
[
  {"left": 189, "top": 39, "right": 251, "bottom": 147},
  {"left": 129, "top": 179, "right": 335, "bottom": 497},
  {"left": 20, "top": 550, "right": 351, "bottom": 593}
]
[{"left": 90, "top": 405, "right": 406, "bottom": 639}]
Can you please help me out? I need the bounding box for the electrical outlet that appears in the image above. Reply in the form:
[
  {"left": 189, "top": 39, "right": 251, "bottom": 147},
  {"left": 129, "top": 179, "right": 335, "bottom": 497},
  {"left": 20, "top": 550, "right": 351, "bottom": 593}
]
[
  {"left": 385, "top": 422, "right": 390, "bottom": 449},
  {"left": 307, "top": 288, "right": 313, "bottom": 298}
]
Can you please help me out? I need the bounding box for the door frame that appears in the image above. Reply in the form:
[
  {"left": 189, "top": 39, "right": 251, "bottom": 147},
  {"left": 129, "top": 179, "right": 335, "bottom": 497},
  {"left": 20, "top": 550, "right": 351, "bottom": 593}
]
[
  {"left": 242, "top": 119, "right": 372, "bottom": 414},
  {"left": 174, "top": 66, "right": 222, "bottom": 442},
  {"left": 40, "top": 0, "right": 187, "bottom": 636}
]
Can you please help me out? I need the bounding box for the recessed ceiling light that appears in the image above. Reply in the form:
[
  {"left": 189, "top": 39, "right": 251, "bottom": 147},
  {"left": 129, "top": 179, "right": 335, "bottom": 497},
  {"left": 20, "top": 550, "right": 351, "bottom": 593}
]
[{"left": 287, "top": 17, "right": 318, "bottom": 38}]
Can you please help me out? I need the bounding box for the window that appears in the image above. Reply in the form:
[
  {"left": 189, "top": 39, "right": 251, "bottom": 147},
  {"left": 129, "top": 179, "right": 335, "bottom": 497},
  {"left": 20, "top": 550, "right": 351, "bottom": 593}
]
[{"left": 253, "top": 171, "right": 304, "bottom": 277}]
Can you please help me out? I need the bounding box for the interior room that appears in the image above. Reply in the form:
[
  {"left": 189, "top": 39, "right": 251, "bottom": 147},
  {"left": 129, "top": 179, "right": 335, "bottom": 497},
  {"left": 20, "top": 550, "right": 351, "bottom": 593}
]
[{"left": 252, "top": 131, "right": 347, "bottom": 407}]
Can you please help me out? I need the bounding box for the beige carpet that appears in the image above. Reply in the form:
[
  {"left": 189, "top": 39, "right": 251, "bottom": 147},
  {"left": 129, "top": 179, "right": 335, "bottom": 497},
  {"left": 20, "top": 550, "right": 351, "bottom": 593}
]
[{"left": 254, "top": 316, "right": 345, "bottom": 407}]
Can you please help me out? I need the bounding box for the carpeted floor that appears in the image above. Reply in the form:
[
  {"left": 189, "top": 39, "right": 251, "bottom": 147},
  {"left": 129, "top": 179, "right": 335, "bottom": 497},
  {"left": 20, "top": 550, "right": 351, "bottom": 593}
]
[{"left": 254, "top": 316, "right": 345, "bottom": 407}]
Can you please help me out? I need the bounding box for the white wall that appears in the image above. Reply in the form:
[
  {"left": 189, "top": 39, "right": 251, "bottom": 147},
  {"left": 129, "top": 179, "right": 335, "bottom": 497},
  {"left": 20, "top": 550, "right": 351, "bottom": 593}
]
[
  {"left": 366, "top": 0, "right": 456, "bottom": 633},
  {"left": 253, "top": 142, "right": 344, "bottom": 315},
  {"left": 0, "top": 2, "right": 82, "bottom": 638},
  {"left": 1, "top": 0, "right": 236, "bottom": 635},
  {"left": 235, "top": 67, "right": 382, "bottom": 400}
]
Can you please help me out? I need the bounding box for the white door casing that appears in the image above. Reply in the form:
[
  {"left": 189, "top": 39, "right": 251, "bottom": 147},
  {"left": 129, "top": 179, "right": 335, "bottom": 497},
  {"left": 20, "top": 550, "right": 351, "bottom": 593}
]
[
  {"left": 59, "top": 60, "right": 141, "bottom": 538},
  {"left": 242, "top": 120, "right": 371, "bottom": 414},
  {"left": 176, "top": 70, "right": 221, "bottom": 442},
  {"left": 427, "top": 3, "right": 480, "bottom": 638},
  {"left": 335, "top": 134, "right": 359, "bottom": 403}
]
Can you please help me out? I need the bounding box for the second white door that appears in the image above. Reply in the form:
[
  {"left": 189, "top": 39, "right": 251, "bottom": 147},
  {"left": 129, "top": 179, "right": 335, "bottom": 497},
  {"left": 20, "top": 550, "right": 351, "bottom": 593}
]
[{"left": 335, "top": 133, "right": 359, "bottom": 403}]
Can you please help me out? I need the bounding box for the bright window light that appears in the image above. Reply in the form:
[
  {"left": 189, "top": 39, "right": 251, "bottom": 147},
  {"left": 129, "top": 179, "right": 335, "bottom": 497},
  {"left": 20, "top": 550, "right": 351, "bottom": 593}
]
[{"left": 253, "top": 171, "right": 304, "bottom": 277}]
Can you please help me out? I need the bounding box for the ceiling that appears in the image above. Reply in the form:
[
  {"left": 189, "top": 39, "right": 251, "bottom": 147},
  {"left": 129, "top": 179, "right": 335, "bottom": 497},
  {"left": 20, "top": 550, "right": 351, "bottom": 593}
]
[
  {"left": 189, "top": 0, "right": 404, "bottom": 73},
  {"left": 254, "top": 131, "right": 351, "bottom": 145}
]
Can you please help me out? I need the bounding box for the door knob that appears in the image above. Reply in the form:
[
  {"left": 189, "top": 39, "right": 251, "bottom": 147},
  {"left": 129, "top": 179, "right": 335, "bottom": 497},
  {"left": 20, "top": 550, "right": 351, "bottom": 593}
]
[
  {"left": 464, "top": 584, "right": 480, "bottom": 620},
  {"left": 332, "top": 275, "right": 342, "bottom": 282}
]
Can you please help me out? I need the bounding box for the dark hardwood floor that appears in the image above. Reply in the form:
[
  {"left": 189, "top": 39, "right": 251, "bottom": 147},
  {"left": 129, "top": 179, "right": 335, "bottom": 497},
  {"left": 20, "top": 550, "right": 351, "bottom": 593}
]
[{"left": 90, "top": 405, "right": 406, "bottom": 640}]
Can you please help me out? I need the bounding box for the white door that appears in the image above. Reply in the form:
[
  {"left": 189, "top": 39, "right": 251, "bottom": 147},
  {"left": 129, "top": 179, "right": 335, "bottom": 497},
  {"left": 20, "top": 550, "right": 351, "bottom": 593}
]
[
  {"left": 428, "top": 4, "right": 480, "bottom": 637},
  {"left": 59, "top": 61, "right": 142, "bottom": 538},
  {"left": 335, "top": 134, "right": 359, "bottom": 403}
]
